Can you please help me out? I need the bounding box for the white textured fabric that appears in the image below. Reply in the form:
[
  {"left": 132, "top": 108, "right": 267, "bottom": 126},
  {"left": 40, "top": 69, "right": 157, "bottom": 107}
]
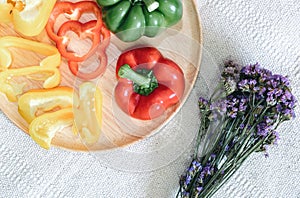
[{"left": 1, "top": 0, "right": 300, "bottom": 197}]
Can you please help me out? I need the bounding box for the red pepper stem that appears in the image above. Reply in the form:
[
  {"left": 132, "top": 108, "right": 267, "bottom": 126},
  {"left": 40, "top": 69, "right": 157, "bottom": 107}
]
[
  {"left": 142, "top": 0, "right": 159, "bottom": 12},
  {"left": 118, "top": 64, "right": 152, "bottom": 88}
]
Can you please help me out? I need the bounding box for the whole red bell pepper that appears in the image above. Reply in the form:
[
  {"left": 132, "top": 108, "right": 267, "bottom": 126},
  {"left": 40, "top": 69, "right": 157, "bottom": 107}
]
[
  {"left": 46, "top": 1, "right": 110, "bottom": 80},
  {"left": 115, "top": 47, "right": 185, "bottom": 120}
]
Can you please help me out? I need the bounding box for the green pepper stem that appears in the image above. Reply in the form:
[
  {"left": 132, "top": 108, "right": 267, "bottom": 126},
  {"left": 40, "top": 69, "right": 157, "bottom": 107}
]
[
  {"left": 142, "top": 0, "right": 159, "bottom": 12},
  {"left": 118, "top": 64, "right": 151, "bottom": 88}
]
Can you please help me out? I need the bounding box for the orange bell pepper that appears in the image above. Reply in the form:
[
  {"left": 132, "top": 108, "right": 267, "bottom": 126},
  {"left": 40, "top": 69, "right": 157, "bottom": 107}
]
[
  {"left": 0, "top": 36, "right": 61, "bottom": 102},
  {"left": 0, "top": 0, "right": 56, "bottom": 36}
]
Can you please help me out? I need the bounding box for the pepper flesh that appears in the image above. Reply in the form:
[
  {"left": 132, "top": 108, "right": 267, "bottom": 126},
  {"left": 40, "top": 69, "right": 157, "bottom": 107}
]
[
  {"left": 18, "top": 82, "right": 103, "bottom": 149},
  {"left": 46, "top": 1, "right": 104, "bottom": 62},
  {"left": 0, "top": 66, "right": 61, "bottom": 102},
  {"left": 0, "top": 36, "right": 61, "bottom": 70},
  {"left": 115, "top": 47, "right": 185, "bottom": 120},
  {"left": 18, "top": 87, "right": 73, "bottom": 123},
  {"left": 0, "top": 36, "right": 61, "bottom": 102},
  {"left": 73, "top": 82, "right": 102, "bottom": 145},
  {"left": 29, "top": 108, "right": 73, "bottom": 150},
  {"left": 97, "top": 0, "right": 183, "bottom": 42},
  {"left": 60, "top": 22, "right": 110, "bottom": 80},
  {"left": 46, "top": 1, "right": 110, "bottom": 80},
  {"left": 0, "top": 0, "right": 56, "bottom": 36}
]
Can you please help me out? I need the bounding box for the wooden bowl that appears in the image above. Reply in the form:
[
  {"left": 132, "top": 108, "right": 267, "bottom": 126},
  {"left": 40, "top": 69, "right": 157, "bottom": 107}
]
[{"left": 0, "top": 0, "right": 202, "bottom": 151}]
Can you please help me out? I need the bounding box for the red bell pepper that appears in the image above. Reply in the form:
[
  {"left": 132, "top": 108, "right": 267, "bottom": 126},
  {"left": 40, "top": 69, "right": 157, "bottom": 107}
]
[
  {"left": 46, "top": 1, "right": 110, "bottom": 80},
  {"left": 115, "top": 47, "right": 185, "bottom": 120}
]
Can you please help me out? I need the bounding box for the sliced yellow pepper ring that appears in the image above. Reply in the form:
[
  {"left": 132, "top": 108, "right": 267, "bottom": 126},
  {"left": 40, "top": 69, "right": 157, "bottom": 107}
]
[
  {"left": 0, "top": 36, "right": 61, "bottom": 70},
  {"left": 18, "top": 87, "right": 73, "bottom": 123},
  {"left": 73, "top": 82, "right": 102, "bottom": 145},
  {"left": 0, "top": 66, "right": 61, "bottom": 102},
  {"left": 0, "top": 36, "right": 61, "bottom": 102},
  {"left": 0, "top": 0, "right": 56, "bottom": 36},
  {"left": 29, "top": 108, "right": 73, "bottom": 150}
]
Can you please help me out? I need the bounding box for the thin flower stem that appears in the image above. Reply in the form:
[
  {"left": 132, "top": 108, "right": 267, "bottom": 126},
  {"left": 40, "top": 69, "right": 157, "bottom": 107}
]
[
  {"left": 194, "top": 114, "right": 207, "bottom": 158},
  {"left": 209, "top": 83, "right": 223, "bottom": 103},
  {"left": 215, "top": 119, "right": 237, "bottom": 166},
  {"left": 202, "top": 119, "right": 228, "bottom": 165}
]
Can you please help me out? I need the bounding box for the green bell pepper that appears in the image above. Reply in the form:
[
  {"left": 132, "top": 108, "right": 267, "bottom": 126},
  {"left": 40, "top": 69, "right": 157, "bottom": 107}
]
[{"left": 96, "top": 0, "right": 183, "bottom": 42}]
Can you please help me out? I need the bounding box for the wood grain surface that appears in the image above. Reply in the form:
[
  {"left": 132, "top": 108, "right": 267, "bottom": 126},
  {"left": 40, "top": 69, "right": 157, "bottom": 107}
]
[{"left": 0, "top": 0, "right": 202, "bottom": 151}]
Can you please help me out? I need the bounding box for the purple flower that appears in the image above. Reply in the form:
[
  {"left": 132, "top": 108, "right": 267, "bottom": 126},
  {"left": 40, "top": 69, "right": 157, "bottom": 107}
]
[
  {"left": 222, "top": 60, "right": 240, "bottom": 80},
  {"left": 196, "top": 186, "right": 203, "bottom": 192},
  {"left": 239, "top": 123, "right": 245, "bottom": 129},
  {"left": 282, "top": 108, "right": 296, "bottom": 120},
  {"left": 185, "top": 175, "right": 192, "bottom": 185},
  {"left": 202, "top": 165, "right": 214, "bottom": 176},
  {"left": 210, "top": 99, "right": 227, "bottom": 113},
  {"left": 226, "top": 95, "right": 248, "bottom": 118},
  {"left": 225, "top": 145, "right": 230, "bottom": 152},
  {"left": 199, "top": 97, "right": 209, "bottom": 110},
  {"left": 180, "top": 159, "right": 202, "bottom": 190},
  {"left": 241, "top": 63, "right": 262, "bottom": 76},
  {"left": 264, "top": 116, "right": 274, "bottom": 126},
  {"left": 257, "top": 122, "right": 270, "bottom": 137},
  {"left": 272, "top": 131, "right": 280, "bottom": 145},
  {"left": 263, "top": 145, "right": 269, "bottom": 158}
]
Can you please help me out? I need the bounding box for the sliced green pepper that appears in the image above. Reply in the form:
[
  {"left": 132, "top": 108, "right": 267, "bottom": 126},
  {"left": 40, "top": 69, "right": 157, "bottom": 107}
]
[{"left": 96, "top": 0, "right": 182, "bottom": 42}]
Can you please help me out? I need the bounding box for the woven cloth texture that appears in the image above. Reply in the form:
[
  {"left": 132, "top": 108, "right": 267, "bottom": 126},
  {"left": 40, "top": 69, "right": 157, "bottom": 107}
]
[{"left": 1, "top": 0, "right": 299, "bottom": 197}]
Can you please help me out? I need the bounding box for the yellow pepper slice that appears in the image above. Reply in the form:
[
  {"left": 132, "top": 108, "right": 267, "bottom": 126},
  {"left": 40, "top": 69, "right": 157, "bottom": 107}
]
[
  {"left": 73, "top": 82, "right": 102, "bottom": 145},
  {"left": 0, "top": 0, "right": 56, "bottom": 36},
  {"left": 18, "top": 87, "right": 73, "bottom": 123},
  {"left": 29, "top": 108, "right": 73, "bottom": 149},
  {"left": 0, "top": 36, "right": 61, "bottom": 70},
  {"left": 18, "top": 82, "right": 103, "bottom": 149},
  {"left": 0, "top": 66, "right": 61, "bottom": 102},
  {"left": 0, "top": 36, "right": 61, "bottom": 102}
]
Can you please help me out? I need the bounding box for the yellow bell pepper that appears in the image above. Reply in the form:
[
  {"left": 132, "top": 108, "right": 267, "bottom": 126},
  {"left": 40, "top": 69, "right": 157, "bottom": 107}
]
[
  {"left": 29, "top": 108, "right": 74, "bottom": 149},
  {"left": 18, "top": 82, "right": 103, "bottom": 149},
  {"left": 73, "top": 82, "right": 103, "bottom": 145},
  {"left": 0, "top": 0, "right": 56, "bottom": 36},
  {"left": 0, "top": 36, "right": 61, "bottom": 102},
  {"left": 18, "top": 87, "right": 73, "bottom": 123}
]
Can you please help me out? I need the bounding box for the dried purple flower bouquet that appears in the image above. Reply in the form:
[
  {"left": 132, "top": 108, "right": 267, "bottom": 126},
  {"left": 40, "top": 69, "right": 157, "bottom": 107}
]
[{"left": 177, "top": 61, "right": 297, "bottom": 198}]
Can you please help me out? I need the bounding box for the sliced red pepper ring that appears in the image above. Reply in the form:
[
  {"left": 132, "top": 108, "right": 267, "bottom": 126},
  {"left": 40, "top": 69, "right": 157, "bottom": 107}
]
[
  {"left": 56, "top": 20, "right": 100, "bottom": 63},
  {"left": 115, "top": 47, "right": 185, "bottom": 120},
  {"left": 67, "top": 25, "right": 110, "bottom": 80},
  {"left": 68, "top": 51, "right": 107, "bottom": 80},
  {"left": 46, "top": 1, "right": 103, "bottom": 62}
]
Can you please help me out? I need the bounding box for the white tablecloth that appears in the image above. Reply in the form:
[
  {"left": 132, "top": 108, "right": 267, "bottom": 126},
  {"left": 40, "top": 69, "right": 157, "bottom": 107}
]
[{"left": 1, "top": 0, "right": 300, "bottom": 197}]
